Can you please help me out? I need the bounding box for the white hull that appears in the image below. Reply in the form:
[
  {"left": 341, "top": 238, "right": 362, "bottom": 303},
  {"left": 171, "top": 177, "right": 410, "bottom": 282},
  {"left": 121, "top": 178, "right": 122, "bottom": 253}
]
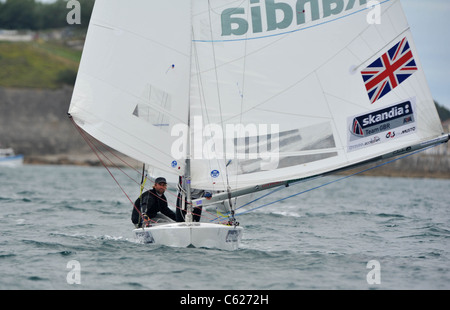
[
  {"left": 133, "top": 222, "right": 243, "bottom": 250},
  {"left": 0, "top": 155, "right": 24, "bottom": 167}
]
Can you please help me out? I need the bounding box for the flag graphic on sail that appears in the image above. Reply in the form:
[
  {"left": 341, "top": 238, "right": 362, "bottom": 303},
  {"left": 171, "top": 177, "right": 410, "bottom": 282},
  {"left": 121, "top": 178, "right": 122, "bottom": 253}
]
[{"left": 362, "top": 37, "right": 418, "bottom": 104}]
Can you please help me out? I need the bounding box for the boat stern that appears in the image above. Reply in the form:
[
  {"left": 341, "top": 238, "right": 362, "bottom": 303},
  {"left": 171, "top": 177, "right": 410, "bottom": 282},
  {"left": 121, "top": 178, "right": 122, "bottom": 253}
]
[{"left": 133, "top": 222, "right": 243, "bottom": 250}]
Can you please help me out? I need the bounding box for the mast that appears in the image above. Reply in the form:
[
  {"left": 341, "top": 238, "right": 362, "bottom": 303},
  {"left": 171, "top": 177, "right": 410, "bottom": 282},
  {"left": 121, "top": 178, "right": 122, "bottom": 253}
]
[
  {"left": 184, "top": 159, "right": 193, "bottom": 223},
  {"left": 184, "top": 1, "right": 194, "bottom": 223}
]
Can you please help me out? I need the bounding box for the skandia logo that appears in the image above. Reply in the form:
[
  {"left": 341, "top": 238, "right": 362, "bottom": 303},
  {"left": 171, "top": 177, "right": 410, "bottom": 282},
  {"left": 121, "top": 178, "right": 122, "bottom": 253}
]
[
  {"left": 221, "top": 0, "right": 369, "bottom": 37},
  {"left": 362, "top": 104, "right": 410, "bottom": 127},
  {"left": 351, "top": 101, "right": 413, "bottom": 137}
]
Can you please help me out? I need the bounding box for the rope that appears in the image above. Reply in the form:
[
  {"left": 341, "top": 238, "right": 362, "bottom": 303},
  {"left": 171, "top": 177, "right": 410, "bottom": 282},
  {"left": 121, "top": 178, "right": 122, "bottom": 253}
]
[
  {"left": 68, "top": 116, "right": 153, "bottom": 222},
  {"left": 70, "top": 115, "right": 441, "bottom": 225},
  {"left": 69, "top": 116, "right": 224, "bottom": 224},
  {"left": 234, "top": 143, "right": 441, "bottom": 217}
]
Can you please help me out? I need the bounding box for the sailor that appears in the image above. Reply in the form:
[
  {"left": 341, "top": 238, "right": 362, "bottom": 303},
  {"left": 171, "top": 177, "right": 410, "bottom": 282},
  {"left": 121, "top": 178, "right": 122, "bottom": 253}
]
[
  {"left": 131, "top": 177, "right": 176, "bottom": 227},
  {"left": 175, "top": 177, "right": 212, "bottom": 222}
]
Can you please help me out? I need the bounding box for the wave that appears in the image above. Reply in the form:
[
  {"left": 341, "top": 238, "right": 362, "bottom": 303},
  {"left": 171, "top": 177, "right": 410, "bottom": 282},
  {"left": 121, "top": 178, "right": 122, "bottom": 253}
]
[{"left": 0, "top": 253, "right": 16, "bottom": 259}]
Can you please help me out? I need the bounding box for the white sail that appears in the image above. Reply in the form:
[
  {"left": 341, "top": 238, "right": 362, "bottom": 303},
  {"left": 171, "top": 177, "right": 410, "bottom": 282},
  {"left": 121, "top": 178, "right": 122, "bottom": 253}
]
[
  {"left": 69, "top": 0, "right": 446, "bottom": 192},
  {"left": 68, "top": 0, "right": 448, "bottom": 250},
  {"left": 69, "top": 0, "right": 192, "bottom": 176},
  {"left": 188, "top": 0, "right": 444, "bottom": 191}
]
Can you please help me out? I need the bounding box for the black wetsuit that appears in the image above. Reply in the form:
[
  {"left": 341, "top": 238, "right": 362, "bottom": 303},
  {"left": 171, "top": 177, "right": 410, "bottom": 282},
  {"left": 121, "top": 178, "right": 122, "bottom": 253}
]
[{"left": 131, "top": 188, "right": 176, "bottom": 227}]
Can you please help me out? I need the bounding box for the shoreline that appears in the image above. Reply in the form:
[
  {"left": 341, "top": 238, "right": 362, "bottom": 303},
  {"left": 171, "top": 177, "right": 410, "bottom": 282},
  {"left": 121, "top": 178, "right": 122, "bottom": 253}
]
[{"left": 23, "top": 153, "right": 450, "bottom": 179}]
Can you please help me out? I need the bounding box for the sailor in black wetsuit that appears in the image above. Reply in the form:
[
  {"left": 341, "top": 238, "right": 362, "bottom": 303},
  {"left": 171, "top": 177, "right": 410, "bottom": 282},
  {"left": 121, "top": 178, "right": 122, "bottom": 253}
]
[
  {"left": 175, "top": 180, "right": 212, "bottom": 222},
  {"left": 131, "top": 177, "right": 176, "bottom": 227}
]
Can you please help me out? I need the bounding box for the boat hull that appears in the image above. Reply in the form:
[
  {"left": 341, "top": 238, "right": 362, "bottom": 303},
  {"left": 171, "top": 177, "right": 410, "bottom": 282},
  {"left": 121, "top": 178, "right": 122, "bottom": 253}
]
[
  {"left": 133, "top": 222, "right": 243, "bottom": 250},
  {"left": 0, "top": 154, "right": 24, "bottom": 167}
]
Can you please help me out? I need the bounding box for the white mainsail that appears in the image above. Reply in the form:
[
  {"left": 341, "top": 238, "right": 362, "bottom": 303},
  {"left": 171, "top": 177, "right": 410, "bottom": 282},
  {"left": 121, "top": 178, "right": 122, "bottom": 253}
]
[
  {"left": 69, "top": 0, "right": 447, "bottom": 195},
  {"left": 188, "top": 0, "right": 445, "bottom": 191}
]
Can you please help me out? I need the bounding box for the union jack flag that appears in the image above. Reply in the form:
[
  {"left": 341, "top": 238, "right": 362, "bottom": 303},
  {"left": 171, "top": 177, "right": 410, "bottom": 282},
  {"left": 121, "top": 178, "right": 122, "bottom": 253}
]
[{"left": 361, "top": 37, "right": 418, "bottom": 104}]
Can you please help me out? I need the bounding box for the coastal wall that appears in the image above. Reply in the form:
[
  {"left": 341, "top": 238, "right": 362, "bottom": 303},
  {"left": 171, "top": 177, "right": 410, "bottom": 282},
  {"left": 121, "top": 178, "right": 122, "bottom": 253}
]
[
  {"left": 0, "top": 86, "right": 92, "bottom": 164},
  {"left": 0, "top": 86, "right": 449, "bottom": 177}
]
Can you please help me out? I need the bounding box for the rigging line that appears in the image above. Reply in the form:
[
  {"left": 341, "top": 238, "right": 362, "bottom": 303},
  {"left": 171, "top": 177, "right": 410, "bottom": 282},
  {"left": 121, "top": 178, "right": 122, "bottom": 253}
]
[
  {"left": 207, "top": 0, "right": 227, "bottom": 175},
  {"left": 87, "top": 134, "right": 217, "bottom": 221},
  {"left": 229, "top": 0, "right": 251, "bottom": 193},
  {"left": 175, "top": 181, "right": 224, "bottom": 223},
  {"left": 70, "top": 107, "right": 180, "bottom": 172},
  {"left": 70, "top": 116, "right": 138, "bottom": 185},
  {"left": 82, "top": 130, "right": 143, "bottom": 176},
  {"left": 75, "top": 125, "right": 145, "bottom": 189},
  {"left": 191, "top": 22, "right": 230, "bottom": 192},
  {"left": 208, "top": 184, "right": 286, "bottom": 222},
  {"left": 207, "top": 0, "right": 233, "bottom": 210},
  {"left": 88, "top": 133, "right": 180, "bottom": 220},
  {"left": 70, "top": 116, "right": 185, "bottom": 222},
  {"left": 70, "top": 116, "right": 217, "bottom": 224},
  {"left": 216, "top": 9, "right": 404, "bottom": 122},
  {"left": 192, "top": 30, "right": 224, "bottom": 189},
  {"left": 69, "top": 116, "right": 155, "bottom": 223},
  {"left": 234, "top": 142, "right": 443, "bottom": 217},
  {"left": 137, "top": 163, "right": 147, "bottom": 226}
]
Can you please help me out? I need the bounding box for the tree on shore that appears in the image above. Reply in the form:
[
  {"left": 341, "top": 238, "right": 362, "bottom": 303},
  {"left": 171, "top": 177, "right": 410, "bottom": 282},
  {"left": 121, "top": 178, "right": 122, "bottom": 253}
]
[{"left": 0, "top": 0, "right": 95, "bottom": 30}]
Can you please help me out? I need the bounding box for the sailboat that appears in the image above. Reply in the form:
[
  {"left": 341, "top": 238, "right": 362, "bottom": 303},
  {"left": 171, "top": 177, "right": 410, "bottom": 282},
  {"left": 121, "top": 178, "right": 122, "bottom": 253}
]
[
  {"left": 0, "top": 147, "right": 24, "bottom": 167},
  {"left": 68, "top": 0, "right": 448, "bottom": 250}
]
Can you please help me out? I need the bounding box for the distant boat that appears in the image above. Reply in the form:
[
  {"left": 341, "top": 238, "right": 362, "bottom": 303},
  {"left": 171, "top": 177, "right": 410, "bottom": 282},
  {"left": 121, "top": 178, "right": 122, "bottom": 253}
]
[{"left": 0, "top": 148, "right": 24, "bottom": 167}]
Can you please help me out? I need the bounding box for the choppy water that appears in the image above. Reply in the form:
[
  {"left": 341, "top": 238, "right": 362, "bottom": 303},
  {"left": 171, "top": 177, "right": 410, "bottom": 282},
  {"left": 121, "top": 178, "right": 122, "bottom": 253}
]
[{"left": 0, "top": 164, "right": 449, "bottom": 291}]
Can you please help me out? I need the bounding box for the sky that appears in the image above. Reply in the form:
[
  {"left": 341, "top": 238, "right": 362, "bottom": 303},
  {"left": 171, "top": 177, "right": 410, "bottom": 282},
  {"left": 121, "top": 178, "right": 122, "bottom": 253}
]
[
  {"left": 401, "top": 0, "right": 450, "bottom": 110},
  {"left": 35, "top": 0, "right": 450, "bottom": 110}
]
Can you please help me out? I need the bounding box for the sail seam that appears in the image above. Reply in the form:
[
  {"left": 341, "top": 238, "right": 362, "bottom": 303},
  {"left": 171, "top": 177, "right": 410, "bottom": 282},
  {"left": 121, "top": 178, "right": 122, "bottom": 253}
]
[{"left": 90, "top": 21, "right": 190, "bottom": 57}]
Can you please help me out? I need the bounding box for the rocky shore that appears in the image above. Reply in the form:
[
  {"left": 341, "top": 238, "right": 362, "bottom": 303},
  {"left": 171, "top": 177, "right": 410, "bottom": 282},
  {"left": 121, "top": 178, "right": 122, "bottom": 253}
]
[
  {"left": 1, "top": 86, "right": 449, "bottom": 179},
  {"left": 22, "top": 152, "right": 450, "bottom": 179}
]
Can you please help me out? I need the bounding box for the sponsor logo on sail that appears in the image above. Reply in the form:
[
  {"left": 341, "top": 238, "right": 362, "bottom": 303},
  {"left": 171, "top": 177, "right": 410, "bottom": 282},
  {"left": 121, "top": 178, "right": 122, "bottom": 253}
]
[
  {"left": 221, "top": 0, "right": 369, "bottom": 37},
  {"left": 350, "top": 101, "right": 413, "bottom": 137},
  {"left": 347, "top": 99, "right": 417, "bottom": 151}
]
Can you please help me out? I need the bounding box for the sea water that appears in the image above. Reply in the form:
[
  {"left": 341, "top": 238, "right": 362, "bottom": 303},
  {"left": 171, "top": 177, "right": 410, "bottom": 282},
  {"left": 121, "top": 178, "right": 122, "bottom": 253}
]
[{"left": 0, "top": 165, "right": 449, "bottom": 290}]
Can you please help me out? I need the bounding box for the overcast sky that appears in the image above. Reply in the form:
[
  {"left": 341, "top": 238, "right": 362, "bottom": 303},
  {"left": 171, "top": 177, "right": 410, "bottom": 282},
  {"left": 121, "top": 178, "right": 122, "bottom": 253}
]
[
  {"left": 35, "top": 0, "right": 450, "bottom": 110},
  {"left": 401, "top": 0, "right": 450, "bottom": 110}
]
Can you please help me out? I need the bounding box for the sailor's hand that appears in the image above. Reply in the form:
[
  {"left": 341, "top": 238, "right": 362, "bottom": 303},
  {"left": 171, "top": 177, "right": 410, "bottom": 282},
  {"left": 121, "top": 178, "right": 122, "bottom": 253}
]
[{"left": 142, "top": 214, "right": 150, "bottom": 226}]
